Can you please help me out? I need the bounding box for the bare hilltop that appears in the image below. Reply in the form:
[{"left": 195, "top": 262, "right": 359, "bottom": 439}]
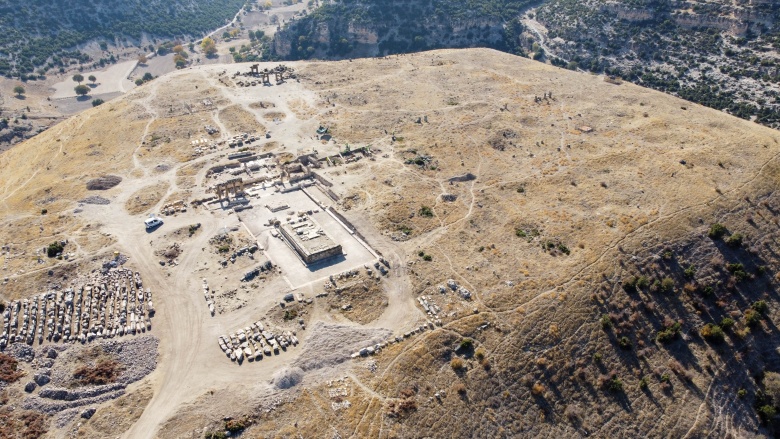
[{"left": 1, "top": 48, "right": 780, "bottom": 438}]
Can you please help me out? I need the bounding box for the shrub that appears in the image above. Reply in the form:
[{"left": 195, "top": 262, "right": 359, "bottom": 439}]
[
  {"left": 91, "top": 98, "right": 105, "bottom": 107},
  {"left": 726, "top": 233, "right": 743, "bottom": 247},
  {"left": 593, "top": 353, "right": 603, "bottom": 362},
  {"left": 684, "top": 265, "right": 696, "bottom": 278},
  {"left": 744, "top": 309, "right": 762, "bottom": 327},
  {"left": 475, "top": 349, "right": 485, "bottom": 361},
  {"left": 657, "top": 322, "right": 682, "bottom": 343},
  {"left": 531, "top": 382, "right": 545, "bottom": 395},
  {"left": 752, "top": 300, "right": 768, "bottom": 314},
  {"left": 660, "top": 277, "right": 675, "bottom": 293},
  {"left": 204, "top": 432, "right": 227, "bottom": 439},
  {"left": 224, "top": 419, "right": 245, "bottom": 433},
  {"left": 636, "top": 276, "right": 650, "bottom": 289},
  {"left": 40, "top": 209, "right": 47, "bottom": 215},
  {"left": 618, "top": 336, "right": 632, "bottom": 350},
  {"left": 639, "top": 376, "right": 649, "bottom": 389},
  {"left": 418, "top": 206, "right": 433, "bottom": 217},
  {"left": 283, "top": 309, "right": 298, "bottom": 321},
  {"left": 515, "top": 228, "right": 527, "bottom": 238},
  {"left": 450, "top": 358, "right": 464, "bottom": 370},
  {"left": 726, "top": 263, "right": 748, "bottom": 282},
  {"left": 758, "top": 405, "right": 776, "bottom": 423},
  {"left": 720, "top": 317, "right": 735, "bottom": 330},
  {"left": 453, "top": 382, "right": 467, "bottom": 395},
  {"left": 557, "top": 243, "right": 570, "bottom": 255},
  {"left": 708, "top": 223, "right": 727, "bottom": 239},
  {"left": 737, "top": 388, "right": 747, "bottom": 398},
  {"left": 459, "top": 338, "right": 473, "bottom": 351},
  {"left": 46, "top": 241, "right": 64, "bottom": 257},
  {"left": 73, "top": 359, "right": 122, "bottom": 385},
  {"left": 600, "top": 314, "right": 612, "bottom": 329},
  {"left": 622, "top": 277, "right": 638, "bottom": 293},
  {"left": 0, "top": 354, "right": 23, "bottom": 383},
  {"left": 700, "top": 323, "right": 725, "bottom": 343},
  {"left": 422, "top": 254, "right": 432, "bottom": 261},
  {"left": 608, "top": 377, "right": 623, "bottom": 392}
]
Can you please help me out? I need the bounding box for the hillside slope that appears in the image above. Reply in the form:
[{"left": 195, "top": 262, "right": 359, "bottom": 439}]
[
  {"left": 0, "top": 0, "right": 244, "bottom": 77},
  {"left": 1, "top": 49, "right": 780, "bottom": 437},
  {"left": 271, "top": 0, "right": 780, "bottom": 129}
]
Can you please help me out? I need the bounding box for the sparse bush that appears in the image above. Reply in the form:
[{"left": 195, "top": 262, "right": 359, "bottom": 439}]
[
  {"left": 600, "top": 314, "right": 612, "bottom": 329},
  {"left": 744, "top": 309, "right": 762, "bottom": 327},
  {"left": 475, "top": 349, "right": 485, "bottom": 361},
  {"left": 656, "top": 321, "right": 682, "bottom": 343},
  {"left": 531, "top": 382, "right": 545, "bottom": 395},
  {"left": 660, "top": 277, "right": 675, "bottom": 293},
  {"left": 40, "top": 209, "right": 47, "bottom": 215},
  {"left": 752, "top": 300, "right": 768, "bottom": 314},
  {"left": 737, "top": 388, "right": 747, "bottom": 398},
  {"left": 660, "top": 373, "right": 671, "bottom": 382},
  {"left": 636, "top": 276, "right": 649, "bottom": 289},
  {"left": 622, "top": 277, "right": 638, "bottom": 293},
  {"left": 450, "top": 358, "right": 464, "bottom": 370},
  {"left": 46, "top": 241, "right": 64, "bottom": 257},
  {"left": 418, "top": 206, "right": 433, "bottom": 217},
  {"left": 515, "top": 228, "right": 527, "bottom": 238},
  {"left": 557, "top": 243, "right": 570, "bottom": 255},
  {"left": 283, "top": 309, "right": 298, "bottom": 321},
  {"left": 618, "top": 336, "right": 632, "bottom": 350},
  {"left": 608, "top": 376, "right": 623, "bottom": 392},
  {"left": 459, "top": 338, "right": 473, "bottom": 351},
  {"left": 224, "top": 419, "right": 245, "bottom": 433},
  {"left": 720, "top": 317, "right": 735, "bottom": 331},
  {"left": 204, "top": 431, "right": 227, "bottom": 439},
  {"left": 593, "top": 352, "right": 603, "bottom": 362},
  {"left": 700, "top": 323, "right": 725, "bottom": 343},
  {"left": 708, "top": 223, "right": 727, "bottom": 239},
  {"left": 422, "top": 254, "right": 432, "bottom": 261},
  {"left": 684, "top": 265, "right": 696, "bottom": 278},
  {"left": 726, "top": 263, "right": 748, "bottom": 282},
  {"left": 758, "top": 405, "right": 776, "bottom": 423},
  {"left": 726, "top": 233, "right": 743, "bottom": 247},
  {"left": 639, "top": 376, "right": 649, "bottom": 389},
  {"left": 73, "top": 358, "right": 122, "bottom": 385},
  {"left": 453, "top": 382, "right": 467, "bottom": 396},
  {"left": 0, "top": 354, "right": 23, "bottom": 383}
]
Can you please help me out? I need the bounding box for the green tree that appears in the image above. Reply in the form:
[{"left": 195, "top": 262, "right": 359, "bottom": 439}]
[
  {"left": 88, "top": 75, "right": 96, "bottom": 84},
  {"left": 72, "top": 73, "right": 84, "bottom": 84},
  {"left": 12, "top": 85, "right": 25, "bottom": 97},
  {"left": 74, "top": 84, "right": 89, "bottom": 96},
  {"left": 201, "top": 37, "right": 217, "bottom": 56}
]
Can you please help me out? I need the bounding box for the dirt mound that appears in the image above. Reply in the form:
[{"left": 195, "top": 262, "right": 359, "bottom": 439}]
[
  {"left": 271, "top": 367, "right": 303, "bottom": 389},
  {"left": 293, "top": 323, "right": 391, "bottom": 372},
  {"left": 86, "top": 175, "right": 122, "bottom": 191}
]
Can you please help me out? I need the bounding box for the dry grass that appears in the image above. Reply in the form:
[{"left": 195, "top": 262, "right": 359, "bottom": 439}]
[
  {"left": 218, "top": 104, "right": 265, "bottom": 135},
  {"left": 76, "top": 385, "right": 153, "bottom": 439},
  {"left": 0, "top": 354, "right": 23, "bottom": 383},
  {"left": 327, "top": 277, "right": 388, "bottom": 324},
  {"left": 124, "top": 181, "right": 170, "bottom": 215}
]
